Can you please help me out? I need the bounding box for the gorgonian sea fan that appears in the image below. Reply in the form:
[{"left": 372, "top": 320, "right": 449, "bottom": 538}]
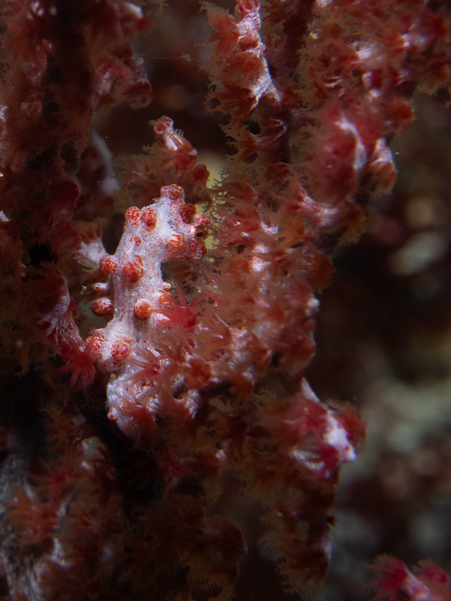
[{"left": 0, "top": 0, "right": 448, "bottom": 599}]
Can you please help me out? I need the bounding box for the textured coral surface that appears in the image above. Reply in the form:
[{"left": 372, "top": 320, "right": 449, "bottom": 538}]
[{"left": 0, "top": 1, "right": 449, "bottom": 600}]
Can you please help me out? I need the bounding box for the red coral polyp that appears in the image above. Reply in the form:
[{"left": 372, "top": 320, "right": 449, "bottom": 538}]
[
  {"left": 99, "top": 255, "right": 118, "bottom": 275},
  {"left": 122, "top": 255, "right": 144, "bottom": 282}
]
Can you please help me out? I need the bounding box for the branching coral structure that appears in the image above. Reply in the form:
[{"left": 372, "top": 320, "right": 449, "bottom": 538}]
[{"left": 0, "top": 0, "right": 449, "bottom": 600}]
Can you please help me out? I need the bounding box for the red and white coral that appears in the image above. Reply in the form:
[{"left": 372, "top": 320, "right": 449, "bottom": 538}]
[
  {"left": 90, "top": 184, "right": 208, "bottom": 429},
  {"left": 369, "top": 557, "right": 451, "bottom": 601}
]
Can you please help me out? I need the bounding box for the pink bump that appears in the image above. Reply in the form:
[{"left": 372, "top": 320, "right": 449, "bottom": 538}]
[
  {"left": 167, "top": 234, "right": 184, "bottom": 251},
  {"left": 163, "top": 184, "right": 184, "bottom": 201},
  {"left": 125, "top": 206, "right": 141, "bottom": 224},
  {"left": 111, "top": 338, "right": 132, "bottom": 365},
  {"left": 134, "top": 298, "right": 153, "bottom": 320},
  {"left": 141, "top": 208, "right": 157, "bottom": 230},
  {"left": 92, "top": 282, "right": 108, "bottom": 294},
  {"left": 99, "top": 255, "right": 118, "bottom": 275},
  {"left": 92, "top": 298, "right": 113, "bottom": 316},
  {"left": 85, "top": 332, "right": 105, "bottom": 358},
  {"left": 180, "top": 204, "right": 196, "bottom": 224},
  {"left": 122, "top": 255, "right": 143, "bottom": 282}
]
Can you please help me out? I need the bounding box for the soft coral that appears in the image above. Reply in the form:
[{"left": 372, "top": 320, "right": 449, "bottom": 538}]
[{"left": 59, "top": 336, "right": 97, "bottom": 391}]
